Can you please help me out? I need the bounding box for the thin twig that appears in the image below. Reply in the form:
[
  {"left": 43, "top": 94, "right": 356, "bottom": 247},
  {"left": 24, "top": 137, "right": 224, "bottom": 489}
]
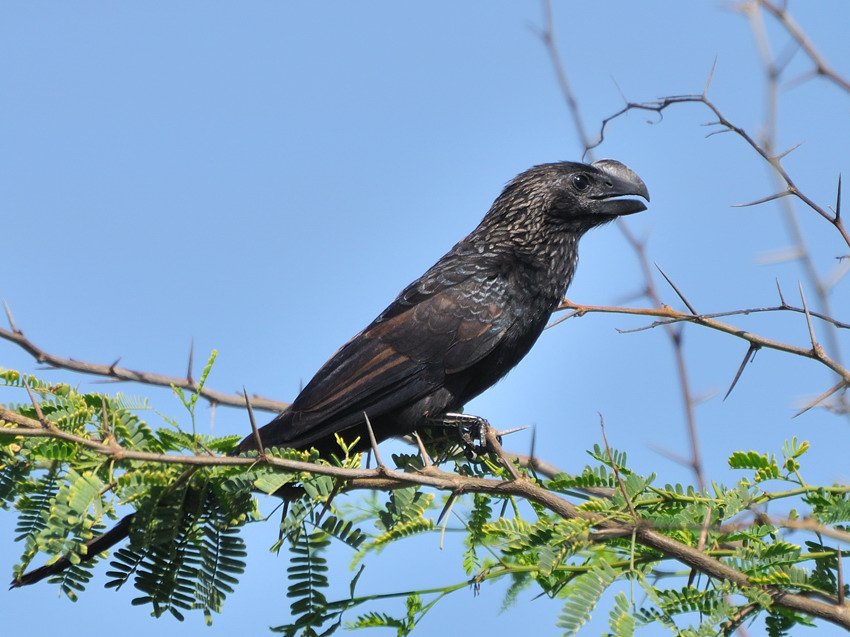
[
  {"left": 757, "top": 0, "right": 850, "bottom": 93},
  {"left": 555, "top": 299, "right": 850, "bottom": 386},
  {"left": 792, "top": 381, "right": 847, "bottom": 418},
  {"left": 599, "top": 414, "right": 637, "bottom": 521},
  {"left": 588, "top": 93, "right": 850, "bottom": 248},
  {"left": 0, "top": 322, "right": 288, "bottom": 413}
]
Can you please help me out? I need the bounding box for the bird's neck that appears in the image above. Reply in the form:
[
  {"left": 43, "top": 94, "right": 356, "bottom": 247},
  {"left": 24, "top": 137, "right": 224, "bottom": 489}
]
[
  {"left": 521, "top": 230, "right": 581, "bottom": 309},
  {"left": 469, "top": 224, "right": 581, "bottom": 309}
]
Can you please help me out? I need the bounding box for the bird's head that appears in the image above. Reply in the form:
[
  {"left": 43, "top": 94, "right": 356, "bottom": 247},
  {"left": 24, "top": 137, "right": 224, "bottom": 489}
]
[{"left": 487, "top": 159, "right": 649, "bottom": 238}]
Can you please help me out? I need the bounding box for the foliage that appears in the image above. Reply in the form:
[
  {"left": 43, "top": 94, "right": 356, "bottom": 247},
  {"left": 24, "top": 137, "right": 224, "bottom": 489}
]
[{"left": 1, "top": 365, "right": 848, "bottom": 634}]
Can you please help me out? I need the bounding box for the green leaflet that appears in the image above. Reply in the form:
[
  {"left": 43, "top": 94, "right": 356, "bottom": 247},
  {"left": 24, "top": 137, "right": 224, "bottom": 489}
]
[{"left": 557, "top": 562, "right": 617, "bottom": 635}]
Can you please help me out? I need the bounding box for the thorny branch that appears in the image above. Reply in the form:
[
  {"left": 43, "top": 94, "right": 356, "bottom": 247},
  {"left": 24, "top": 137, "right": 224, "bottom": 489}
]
[
  {"left": 741, "top": 0, "right": 850, "bottom": 417},
  {"left": 746, "top": 0, "right": 850, "bottom": 94},
  {"left": 2, "top": 405, "right": 849, "bottom": 630},
  {"left": 555, "top": 298, "right": 850, "bottom": 409},
  {"left": 589, "top": 92, "right": 850, "bottom": 249},
  {"left": 536, "top": 6, "right": 850, "bottom": 548},
  {"left": 0, "top": 322, "right": 288, "bottom": 414}
]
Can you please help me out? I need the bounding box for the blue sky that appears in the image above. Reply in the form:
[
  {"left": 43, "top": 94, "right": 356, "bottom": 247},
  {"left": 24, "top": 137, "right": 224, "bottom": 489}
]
[{"left": 2, "top": 3, "right": 849, "bottom": 635}]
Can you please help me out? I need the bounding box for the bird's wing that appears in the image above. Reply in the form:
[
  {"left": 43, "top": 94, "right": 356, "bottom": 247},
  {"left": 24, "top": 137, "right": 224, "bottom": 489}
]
[{"left": 266, "top": 247, "right": 520, "bottom": 448}]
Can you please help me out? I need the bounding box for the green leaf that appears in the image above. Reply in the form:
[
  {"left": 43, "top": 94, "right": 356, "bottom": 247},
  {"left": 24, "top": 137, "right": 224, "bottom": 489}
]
[
  {"left": 557, "top": 562, "right": 617, "bottom": 635},
  {"left": 607, "top": 592, "right": 635, "bottom": 637}
]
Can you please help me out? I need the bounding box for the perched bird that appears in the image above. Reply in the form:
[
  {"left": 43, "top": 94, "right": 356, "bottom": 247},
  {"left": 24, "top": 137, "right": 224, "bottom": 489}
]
[
  {"left": 13, "top": 159, "right": 647, "bottom": 587},
  {"left": 234, "top": 159, "right": 648, "bottom": 456}
]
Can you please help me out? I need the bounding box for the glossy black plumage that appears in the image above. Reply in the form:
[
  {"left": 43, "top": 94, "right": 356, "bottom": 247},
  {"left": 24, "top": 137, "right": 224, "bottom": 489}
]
[{"left": 234, "top": 159, "right": 648, "bottom": 456}]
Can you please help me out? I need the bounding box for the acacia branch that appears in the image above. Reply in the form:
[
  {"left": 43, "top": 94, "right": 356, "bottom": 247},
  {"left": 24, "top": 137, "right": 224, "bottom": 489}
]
[
  {"left": 2, "top": 406, "right": 848, "bottom": 629},
  {"left": 556, "top": 299, "right": 850, "bottom": 387},
  {"left": 0, "top": 323, "right": 288, "bottom": 413},
  {"left": 742, "top": 0, "right": 850, "bottom": 420},
  {"left": 591, "top": 93, "right": 850, "bottom": 249}
]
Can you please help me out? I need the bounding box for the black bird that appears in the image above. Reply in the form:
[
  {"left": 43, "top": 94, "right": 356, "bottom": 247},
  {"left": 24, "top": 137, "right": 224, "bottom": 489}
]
[
  {"left": 12, "top": 159, "right": 647, "bottom": 587},
  {"left": 235, "top": 159, "right": 648, "bottom": 456}
]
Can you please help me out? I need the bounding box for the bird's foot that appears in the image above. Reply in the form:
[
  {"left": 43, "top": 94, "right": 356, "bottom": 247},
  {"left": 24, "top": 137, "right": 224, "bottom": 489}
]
[{"left": 433, "top": 412, "right": 497, "bottom": 460}]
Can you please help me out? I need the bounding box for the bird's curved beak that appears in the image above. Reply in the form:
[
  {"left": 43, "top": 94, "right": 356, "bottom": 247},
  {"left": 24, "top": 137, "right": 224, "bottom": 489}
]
[{"left": 590, "top": 159, "right": 650, "bottom": 216}]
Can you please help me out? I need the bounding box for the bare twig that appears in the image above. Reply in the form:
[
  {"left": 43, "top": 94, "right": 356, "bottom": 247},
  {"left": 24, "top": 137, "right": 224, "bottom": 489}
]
[
  {"left": 556, "top": 299, "right": 850, "bottom": 386},
  {"left": 744, "top": 0, "right": 849, "bottom": 420},
  {"left": 774, "top": 515, "right": 850, "bottom": 545},
  {"left": 588, "top": 93, "right": 850, "bottom": 248},
  {"left": 3, "top": 300, "right": 18, "bottom": 333},
  {"left": 599, "top": 414, "right": 637, "bottom": 521},
  {"left": 0, "top": 323, "right": 288, "bottom": 413},
  {"left": 756, "top": 0, "right": 850, "bottom": 93},
  {"left": 614, "top": 223, "right": 706, "bottom": 491},
  {"left": 792, "top": 381, "right": 848, "bottom": 419},
  {"left": 532, "top": 0, "right": 595, "bottom": 158},
  {"left": 528, "top": 21, "right": 715, "bottom": 495}
]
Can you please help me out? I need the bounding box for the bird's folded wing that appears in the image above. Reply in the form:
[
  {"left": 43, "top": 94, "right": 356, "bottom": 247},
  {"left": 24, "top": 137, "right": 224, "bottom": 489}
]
[{"left": 258, "top": 255, "right": 518, "bottom": 449}]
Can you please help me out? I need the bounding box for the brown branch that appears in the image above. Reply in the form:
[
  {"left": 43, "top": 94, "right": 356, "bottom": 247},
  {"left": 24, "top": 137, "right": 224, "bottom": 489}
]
[
  {"left": 0, "top": 323, "right": 288, "bottom": 413},
  {"left": 743, "top": 0, "right": 850, "bottom": 420},
  {"left": 554, "top": 298, "right": 850, "bottom": 332},
  {"left": 3, "top": 406, "right": 848, "bottom": 629},
  {"left": 774, "top": 516, "right": 850, "bottom": 545},
  {"left": 756, "top": 0, "right": 850, "bottom": 94},
  {"left": 590, "top": 93, "right": 850, "bottom": 249},
  {"left": 556, "top": 299, "right": 850, "bottom": 386}
]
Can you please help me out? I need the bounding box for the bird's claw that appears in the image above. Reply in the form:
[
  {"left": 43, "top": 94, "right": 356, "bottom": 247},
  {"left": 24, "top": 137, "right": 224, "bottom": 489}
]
[{"left": 433, "top": 413, "right": 498, "bottom": 460}]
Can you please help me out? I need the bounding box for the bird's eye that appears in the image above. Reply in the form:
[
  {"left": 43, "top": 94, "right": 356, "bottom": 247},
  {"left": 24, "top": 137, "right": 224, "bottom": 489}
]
[{"left": 572, "top": 174, "right": 590, "bottom": 191}]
